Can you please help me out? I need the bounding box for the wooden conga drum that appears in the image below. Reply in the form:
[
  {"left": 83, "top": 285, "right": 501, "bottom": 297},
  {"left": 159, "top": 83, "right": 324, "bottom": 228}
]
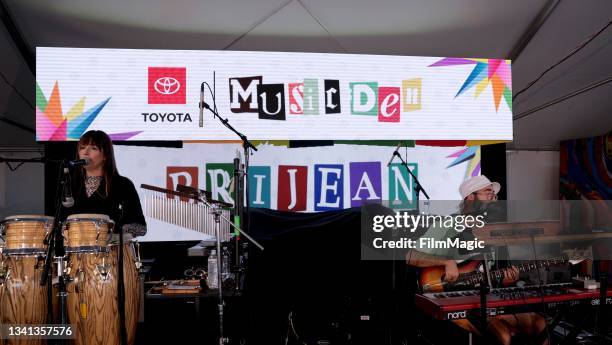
[
  {"left": 0, "top": 215, "right": 53, "bottom": 345},
  {"left": 63, "top": 214, "right": 140, "bottom": 345}
]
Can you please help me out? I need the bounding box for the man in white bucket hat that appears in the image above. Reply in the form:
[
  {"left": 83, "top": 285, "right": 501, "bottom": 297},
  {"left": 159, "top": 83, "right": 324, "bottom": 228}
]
[
  {"left": 406, "top": 175, "right": 549, "bottom": 344},
  {"left": 459, "top": 175, "right": 501, "bottom": 201},
  {"left": 458, "top": 175, "right": 502, "bottom": 216}
]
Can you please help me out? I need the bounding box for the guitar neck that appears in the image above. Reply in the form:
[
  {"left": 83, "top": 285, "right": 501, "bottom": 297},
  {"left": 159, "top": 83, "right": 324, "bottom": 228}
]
[
  {"left": 457, "top": 257, "right": 567, "bottom": 285},
  {"left": 514, "top": 257, "right": 568, "bottom": 273}
]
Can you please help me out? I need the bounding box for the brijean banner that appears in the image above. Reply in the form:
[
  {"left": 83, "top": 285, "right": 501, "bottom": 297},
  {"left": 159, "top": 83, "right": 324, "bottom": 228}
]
[{"left": 114, "top": 143, "right": 479, "bottom": 241}]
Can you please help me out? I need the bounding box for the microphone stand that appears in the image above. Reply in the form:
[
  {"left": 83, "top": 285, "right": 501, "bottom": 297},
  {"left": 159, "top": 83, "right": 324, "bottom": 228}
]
[
  {"left": 117, "top": 204, "right": 128, "bottom": 345},
  {"left": 392, "top": 149, "right": 431, "bottom": 213},
  {"left": 387, "top": 145, "right": 432, "bottom": 341},
  {"left": 40, "top": 160, "right": 71, "bottom": 345},
  {"left": 233, "top": 153, "right": 243, "bottom": 281},
  {"left": 204, "top": 103, "right": 258, "bottom": 154},
  {"left": 194, "top": 190, "right": 264, "bottom": 345},
  {"left": 596, "top": 266, "right": 608, "bottom": 340},
  {"left": 457, "top": 231, "right": 493, "bottom": 336},
  {"left": 203, "top": 103, "right": 258, "bottom": 292},
  {"left": 479, "top": 252, "right": 492, "bottom": 333},
  {"left": 201, "top": 86, "right": 267, "bottom": 343}
]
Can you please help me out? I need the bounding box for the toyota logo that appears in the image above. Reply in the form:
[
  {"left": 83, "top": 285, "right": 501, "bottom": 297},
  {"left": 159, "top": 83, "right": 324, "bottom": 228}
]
[{"left": 154, "top": 77, "right": 181, "bottom": 95}]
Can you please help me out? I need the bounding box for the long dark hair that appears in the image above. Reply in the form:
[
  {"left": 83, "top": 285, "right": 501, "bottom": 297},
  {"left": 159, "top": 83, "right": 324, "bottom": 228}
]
[{"left": 74, "top": 130, "right": 118, "bottom": 197}]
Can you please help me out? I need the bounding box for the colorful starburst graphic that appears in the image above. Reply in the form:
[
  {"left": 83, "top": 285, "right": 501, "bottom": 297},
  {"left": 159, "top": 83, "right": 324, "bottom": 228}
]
[
  {"left": 36, "top": 81, "right": 142, "bottom": 141},
  {"left": 446, "top": 146, "right": 481, "bottom": 179},
  {"left": 429, "top": 58, "right": 512, "bottom": 111}
]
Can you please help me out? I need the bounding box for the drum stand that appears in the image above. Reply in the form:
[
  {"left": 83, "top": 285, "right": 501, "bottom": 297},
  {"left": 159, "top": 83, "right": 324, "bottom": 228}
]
[
  {"left": 54, "top": 256, "right": 68, "bottom": 325},
  {"left": 40, "top": 160, "right": 71, "bottom": 345},
  {"left": 198, "top": 192, "right": 264, "bottom": 345}
]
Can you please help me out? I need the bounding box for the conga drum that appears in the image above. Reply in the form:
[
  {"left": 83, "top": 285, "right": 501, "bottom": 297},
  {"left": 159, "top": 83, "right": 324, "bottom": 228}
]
[
  {"left": 63, "top": 214, "right": 140, "bottom": 345},
  {"left": 0, "top": 215, "right": 53, "bottom": 345}
]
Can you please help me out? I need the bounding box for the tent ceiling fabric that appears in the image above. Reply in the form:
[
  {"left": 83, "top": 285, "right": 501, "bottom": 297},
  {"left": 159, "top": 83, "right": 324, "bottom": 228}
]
[{"left": 1, "top": 0, "right": 611, "bottom": 148}]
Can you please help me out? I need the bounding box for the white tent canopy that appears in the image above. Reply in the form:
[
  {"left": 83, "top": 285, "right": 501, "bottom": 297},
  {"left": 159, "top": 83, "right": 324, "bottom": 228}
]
[{"left": 1, "top": 0, "right": 611, "bottom": 149}]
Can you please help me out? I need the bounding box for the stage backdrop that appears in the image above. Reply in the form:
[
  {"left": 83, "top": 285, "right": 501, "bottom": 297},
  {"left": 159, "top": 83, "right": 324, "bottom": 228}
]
[
  {"left": 114, "top": 142, "right": 480, "bottom": 241},
  {"left": 36, "top": 48, "right": 512, "bottom": 141}
]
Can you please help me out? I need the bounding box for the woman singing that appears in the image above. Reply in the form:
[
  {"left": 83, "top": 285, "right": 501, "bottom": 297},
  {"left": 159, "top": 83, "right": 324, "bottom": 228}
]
[{"left": 66, "top": 129, "right": 146, "bottom": 237}]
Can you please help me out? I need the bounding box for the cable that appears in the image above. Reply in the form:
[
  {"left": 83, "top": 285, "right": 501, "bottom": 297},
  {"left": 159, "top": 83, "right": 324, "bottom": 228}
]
[
  {"left": 513, "top": 19, "right": 612, "bottom": 101},
  {"left": 222, "top": 0, "right": 293, "bottom": 50},
  {"left": 0, "top": 114, "right": 35, "bottom": 133},
  {"left": 202, "top": 82, "right": 218, "bottom": 116},
  {"left": 0, "top": 70, "right": 35, "bottom": 110},
  {"left": 513, "top": 75, "right": 612, "bottom": 120},
  {"left": 285, "top": 311, "right": 308, "bottom": 345},
  {"left": 4, "top": 161, "right": 25, "bottom": 171},
  {"left": 296, "top": 0, "right": 349, "bottom": 53}
]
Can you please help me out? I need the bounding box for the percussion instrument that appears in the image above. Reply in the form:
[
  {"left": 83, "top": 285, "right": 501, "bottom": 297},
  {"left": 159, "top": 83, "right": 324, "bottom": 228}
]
[
  {"left": 0, "top": 215, "right": 53, "bottom": 255},
  {"left": 63, "top": 214, "right": 140, "bottom": 345},
  {"left": 0, "top": 215, "right": 53, "bottom": 345},
  {"left": 141, "top": 184, "right": 231, "bottom": 241},
  {"left": 63, "top": 214, "right": 113, "bottom": 253}
]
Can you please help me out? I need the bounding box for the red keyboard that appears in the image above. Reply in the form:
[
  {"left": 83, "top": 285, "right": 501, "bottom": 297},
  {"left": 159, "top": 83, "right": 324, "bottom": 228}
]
[{"left": 416, "top": 283, "right": 612, "bottom": 320}]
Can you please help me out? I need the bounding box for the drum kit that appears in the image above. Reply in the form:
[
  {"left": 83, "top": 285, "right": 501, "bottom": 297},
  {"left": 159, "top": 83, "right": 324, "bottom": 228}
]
[{"left": 0, "top": 214, "right": 141, "bottom": 345}]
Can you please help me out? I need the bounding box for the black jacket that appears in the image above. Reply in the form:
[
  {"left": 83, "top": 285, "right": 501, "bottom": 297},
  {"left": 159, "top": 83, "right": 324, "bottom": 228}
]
[{"left": 62, "top": 174, "right": 146, "bottom": 235}]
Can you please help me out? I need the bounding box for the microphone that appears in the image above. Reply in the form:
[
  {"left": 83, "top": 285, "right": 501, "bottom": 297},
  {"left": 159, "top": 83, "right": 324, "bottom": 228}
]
[
  {"left": 387, "top": 141, "right": 402, "bottom": 167},
  {"left": 61, "top": 166, "right": 74, "bottom": 208},
  {"left": 67, "top": 158, "right": 90, "bottom": 167},
  {"left": 230, "top": 150, "right": 241, "bottom": 193},
  {"left": 199, "top": 83, "right": 204, "bottom": 128}
]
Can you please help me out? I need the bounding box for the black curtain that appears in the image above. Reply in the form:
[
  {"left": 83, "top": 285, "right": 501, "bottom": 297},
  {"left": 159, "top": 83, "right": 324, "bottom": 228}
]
[
  {"left": 244, "top": 206, "right": 418, "bottom": 344},
  {"left": 481, "top": 143, "right": 507, "bottom": 201}
]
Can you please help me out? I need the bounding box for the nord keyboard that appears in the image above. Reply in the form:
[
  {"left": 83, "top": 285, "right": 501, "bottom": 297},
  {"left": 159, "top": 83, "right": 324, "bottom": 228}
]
[
  {"left": 471, "top": 220, "right": 612, "bottom": 246},
  {"left": 415, "top": 283, "right": 612, "bottom": 320}
]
